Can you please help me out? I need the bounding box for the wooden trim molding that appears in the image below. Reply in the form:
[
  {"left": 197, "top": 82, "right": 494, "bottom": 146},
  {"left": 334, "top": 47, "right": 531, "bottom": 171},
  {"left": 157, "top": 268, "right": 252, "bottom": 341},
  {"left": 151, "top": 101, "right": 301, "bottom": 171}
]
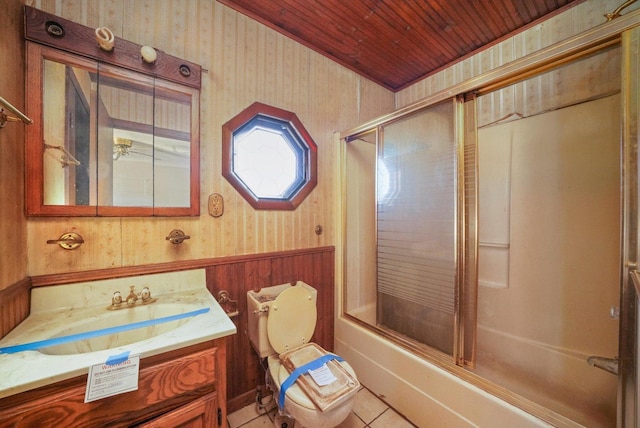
[{"left": 30, "top": 246, "right": 335, "bottom": 287}]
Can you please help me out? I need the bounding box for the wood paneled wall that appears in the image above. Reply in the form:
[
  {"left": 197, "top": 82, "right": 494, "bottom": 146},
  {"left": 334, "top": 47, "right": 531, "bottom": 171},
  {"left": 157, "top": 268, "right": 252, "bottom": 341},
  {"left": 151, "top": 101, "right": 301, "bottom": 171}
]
[
  {"left": 24, "top": 0, "right": 393, "bottom": 276},
  {"left": 205, "top": 247, "right": 335, "bottom": 412},
  {"left": 0, "top": 279, "right": 31, "bottom": 339},
  {"left": 0, "top": 0, "right": 28, "bottom": 292},
  {"left": 18, "top": 247, "right": 334, "bottom": 413}
]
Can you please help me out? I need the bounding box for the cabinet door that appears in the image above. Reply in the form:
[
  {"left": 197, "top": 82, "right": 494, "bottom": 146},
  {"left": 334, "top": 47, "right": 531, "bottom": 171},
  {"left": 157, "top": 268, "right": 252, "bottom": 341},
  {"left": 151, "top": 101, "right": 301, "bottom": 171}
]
[{"left": 137, "top": 392, "right": 217, "bottom": 428}]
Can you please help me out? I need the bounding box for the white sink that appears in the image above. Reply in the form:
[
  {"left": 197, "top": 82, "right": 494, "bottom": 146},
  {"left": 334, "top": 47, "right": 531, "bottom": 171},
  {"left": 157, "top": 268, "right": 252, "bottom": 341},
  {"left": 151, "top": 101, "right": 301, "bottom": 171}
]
[
  {"left": 38, "top": 303, "right": 202, "bottom": 355},
  {"left": 0, "top": 269, "right": 237, "bottom": 399}
]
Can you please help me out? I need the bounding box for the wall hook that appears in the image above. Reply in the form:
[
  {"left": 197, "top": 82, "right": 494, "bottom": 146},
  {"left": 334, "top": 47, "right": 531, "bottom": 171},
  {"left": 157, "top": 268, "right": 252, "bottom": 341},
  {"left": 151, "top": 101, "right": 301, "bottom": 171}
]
[
  {"left": 0, "top": 96, "right": 33, "bottom": 128},
  {"left": 165, "top": 229, "right": 190, "bottom": 245},
  {"left": 604, "top": 0, "right": 638, "bottom": 21},
  {"left": 46, "top": 232, "right": 84, "bottom": 250},
  {"left": 217, "top": 290, "right": 239, "bottom": 318}
]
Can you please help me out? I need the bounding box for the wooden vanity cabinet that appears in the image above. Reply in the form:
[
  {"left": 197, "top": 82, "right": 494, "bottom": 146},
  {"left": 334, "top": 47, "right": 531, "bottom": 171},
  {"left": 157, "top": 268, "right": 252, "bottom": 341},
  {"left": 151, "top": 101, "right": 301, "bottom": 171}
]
[
  {"left": 0, "top": 339, "right": 227, "bottom": 428},
  {"left": 137, "top": 392, "right": 218, "bottom": 428}
]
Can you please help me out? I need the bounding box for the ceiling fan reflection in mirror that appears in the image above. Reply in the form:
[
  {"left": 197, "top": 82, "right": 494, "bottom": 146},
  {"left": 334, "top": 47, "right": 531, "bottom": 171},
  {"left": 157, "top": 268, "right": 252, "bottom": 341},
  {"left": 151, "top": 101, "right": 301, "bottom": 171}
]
[
  {"left": 113, "top": 137, "right": 134, "bottom": 160},
  {"left": 112, "top": 129, "right": 190, "bottom": 166}
]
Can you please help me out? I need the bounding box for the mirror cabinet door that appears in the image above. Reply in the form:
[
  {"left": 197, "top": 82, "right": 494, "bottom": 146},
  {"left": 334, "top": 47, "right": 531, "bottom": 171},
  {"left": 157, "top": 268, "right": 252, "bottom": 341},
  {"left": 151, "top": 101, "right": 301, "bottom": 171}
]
[
  {"left": 43, "top": 56, "right": 96, "bottom": 207},
  {"left": 96, "top": 63, "right": 155, "bottom": 215},
  {"left": 27, "top": 43, "right": 98, "bottom": 215},
  {"left": 152, "top": 80, "right": 198, "bottom": 211},
  {"left": 25, "top": 42, "right": 199, "bottom": 216}
]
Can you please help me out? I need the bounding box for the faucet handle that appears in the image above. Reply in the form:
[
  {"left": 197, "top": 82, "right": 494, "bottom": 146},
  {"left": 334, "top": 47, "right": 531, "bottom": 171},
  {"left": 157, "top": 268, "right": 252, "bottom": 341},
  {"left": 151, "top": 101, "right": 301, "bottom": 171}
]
[
  {"left": 112, "top": 291, "right": 122, "bottom": 305},
  {"left": 140, "top": 287, "right": 152, "bottom": 302}
]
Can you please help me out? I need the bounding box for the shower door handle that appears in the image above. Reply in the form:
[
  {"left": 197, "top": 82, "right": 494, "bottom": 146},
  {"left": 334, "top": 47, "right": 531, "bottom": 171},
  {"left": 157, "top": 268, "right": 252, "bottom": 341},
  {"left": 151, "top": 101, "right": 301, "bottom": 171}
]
[
  {"left": 586, "top": 269, "right": 640, "bottom": 376},
  {"left": 587, "top": 356, "right": 618, "bottom": 375},
  {"left": 630, "top": 270, "right": 640, "bottom": 295}
]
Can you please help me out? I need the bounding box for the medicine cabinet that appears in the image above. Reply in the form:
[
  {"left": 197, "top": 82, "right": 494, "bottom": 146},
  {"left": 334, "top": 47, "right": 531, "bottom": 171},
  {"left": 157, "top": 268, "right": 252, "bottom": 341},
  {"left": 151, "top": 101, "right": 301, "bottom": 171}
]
[{"left": 24, "top": 6, "right": 201, "bottom": 216}]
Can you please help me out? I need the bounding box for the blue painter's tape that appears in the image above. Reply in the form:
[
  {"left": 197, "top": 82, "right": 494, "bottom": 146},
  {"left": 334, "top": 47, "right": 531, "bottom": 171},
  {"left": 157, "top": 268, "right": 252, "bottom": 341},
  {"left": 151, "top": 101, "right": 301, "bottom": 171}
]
[
  {"left": 105, "top": 350, "right": 131, "bottom": 366},
  {"left": 278, "top": 353, "right": 345, "bottom": 410},
  {"left": 0, "top": 307, "right": 210, "bottom": 355}
]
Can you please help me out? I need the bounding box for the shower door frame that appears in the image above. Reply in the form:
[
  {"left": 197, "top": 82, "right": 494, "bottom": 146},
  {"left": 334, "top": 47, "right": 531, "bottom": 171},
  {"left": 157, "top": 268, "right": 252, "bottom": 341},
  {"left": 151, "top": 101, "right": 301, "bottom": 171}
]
[
  {"left": 340, "top": 10, "right": 640, "bottom": 427},
  {"left": 619, "top": 25, "right": 639, "bottom": 428}
]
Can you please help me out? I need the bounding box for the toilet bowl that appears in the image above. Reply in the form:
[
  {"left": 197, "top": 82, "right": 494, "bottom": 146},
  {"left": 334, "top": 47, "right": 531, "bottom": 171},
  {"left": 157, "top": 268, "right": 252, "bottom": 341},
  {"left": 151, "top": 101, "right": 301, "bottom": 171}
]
[{"left": 247, "top": 282, "right": 360, "bottom": 428}]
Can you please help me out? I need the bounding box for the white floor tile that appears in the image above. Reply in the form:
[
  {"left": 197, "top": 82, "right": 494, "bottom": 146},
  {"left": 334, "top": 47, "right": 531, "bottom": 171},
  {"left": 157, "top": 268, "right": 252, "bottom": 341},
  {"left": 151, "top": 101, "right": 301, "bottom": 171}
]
[
  {"left": 369, "top": 408, "right": 416, "bottom": 428},
  {"left": 335, "top": 411, "right": 366, "bottom": 428},
  {"left": 228, "top": 403, "right": 264, "bottom": 428},
  {"left": 228, "top": 385, "right": 409, "bottom": 428},
  {"left": 351, "top": 387, "right": 389, "bottom": 424}
]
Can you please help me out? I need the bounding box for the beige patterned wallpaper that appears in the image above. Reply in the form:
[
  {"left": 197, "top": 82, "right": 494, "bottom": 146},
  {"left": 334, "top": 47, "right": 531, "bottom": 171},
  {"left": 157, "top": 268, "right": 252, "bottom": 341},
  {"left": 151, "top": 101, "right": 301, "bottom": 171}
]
[{"left": 24, "top": 0, "right": 394, "bottom": 275}]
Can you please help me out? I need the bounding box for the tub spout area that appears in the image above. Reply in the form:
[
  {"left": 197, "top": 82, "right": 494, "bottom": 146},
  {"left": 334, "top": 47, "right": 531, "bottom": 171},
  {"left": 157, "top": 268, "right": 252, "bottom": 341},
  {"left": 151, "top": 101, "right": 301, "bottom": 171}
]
[{"left": 587, "top": 356, "right": 618, "bottom": 375}]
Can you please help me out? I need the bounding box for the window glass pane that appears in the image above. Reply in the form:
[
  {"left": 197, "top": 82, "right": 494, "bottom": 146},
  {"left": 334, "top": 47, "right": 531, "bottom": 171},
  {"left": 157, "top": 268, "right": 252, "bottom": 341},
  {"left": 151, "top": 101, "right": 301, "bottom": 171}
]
[
  {"left": 222, "top": 103, "right": 316, "bottom": 210},
  {"left": 234, "top": 128, "right": 298, "bottom": 198}
]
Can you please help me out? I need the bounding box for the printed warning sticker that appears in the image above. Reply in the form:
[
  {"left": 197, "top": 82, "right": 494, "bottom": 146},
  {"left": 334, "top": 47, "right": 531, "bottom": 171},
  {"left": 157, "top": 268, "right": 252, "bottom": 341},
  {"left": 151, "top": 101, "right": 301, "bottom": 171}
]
[{"left": 84, "top": 354, "right": 140, "bottom": 403}]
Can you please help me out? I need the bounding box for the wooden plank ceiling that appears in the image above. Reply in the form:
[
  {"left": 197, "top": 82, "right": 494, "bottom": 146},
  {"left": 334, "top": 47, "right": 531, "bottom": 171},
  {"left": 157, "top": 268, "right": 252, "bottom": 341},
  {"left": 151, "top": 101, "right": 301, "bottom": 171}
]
[{"left": 218, "top": 0, "right": 584, "bottom": 91}]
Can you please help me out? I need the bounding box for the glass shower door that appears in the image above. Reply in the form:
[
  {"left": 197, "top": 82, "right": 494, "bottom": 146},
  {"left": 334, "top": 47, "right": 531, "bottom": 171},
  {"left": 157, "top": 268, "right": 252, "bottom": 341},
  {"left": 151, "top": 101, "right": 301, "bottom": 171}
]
[{"left": 473, "top": 45, "right": 621, "bottom": 427}]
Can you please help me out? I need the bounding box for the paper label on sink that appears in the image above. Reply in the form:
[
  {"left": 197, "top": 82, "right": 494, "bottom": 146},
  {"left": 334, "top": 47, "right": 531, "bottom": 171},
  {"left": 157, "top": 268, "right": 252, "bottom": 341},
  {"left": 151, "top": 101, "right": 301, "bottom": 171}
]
[{"left": 84, "top": 354, "right": 140, "bottom": 403}]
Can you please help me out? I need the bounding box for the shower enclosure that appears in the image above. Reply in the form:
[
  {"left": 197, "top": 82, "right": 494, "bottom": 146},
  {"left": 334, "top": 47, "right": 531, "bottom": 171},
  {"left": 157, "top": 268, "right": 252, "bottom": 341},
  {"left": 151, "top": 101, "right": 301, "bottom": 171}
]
[{"left": 341, "top": 24, "right": 640, "bottom": 427}]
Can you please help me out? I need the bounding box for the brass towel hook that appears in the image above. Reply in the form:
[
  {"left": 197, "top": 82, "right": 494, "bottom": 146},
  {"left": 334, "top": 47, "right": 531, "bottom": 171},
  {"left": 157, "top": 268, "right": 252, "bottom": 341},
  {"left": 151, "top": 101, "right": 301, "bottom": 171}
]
[
  {"left": 165, "top": 229, "right": 190, "bottom": 245},
  {"left": 605, "top": 0, "right": 638, "bottom": 21},
  {"left": 0, "top": 96, "right": 33, "bottom": 128},
  {"left": 47, "top": 232, "right": 84, "bottom": 250}
]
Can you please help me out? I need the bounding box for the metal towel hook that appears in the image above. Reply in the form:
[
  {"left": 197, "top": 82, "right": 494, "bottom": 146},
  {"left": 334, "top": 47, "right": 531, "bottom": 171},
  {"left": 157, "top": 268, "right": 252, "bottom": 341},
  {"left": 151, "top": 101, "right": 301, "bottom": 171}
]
[
  {"left": 0, "top": 96, "right": 33, "bottom": 128},
  {"left": 165, "top": 229, "right": 190, "bottom": 245},
  {"left": 46, "top": 232, "right": 84, "bottom": 250}
]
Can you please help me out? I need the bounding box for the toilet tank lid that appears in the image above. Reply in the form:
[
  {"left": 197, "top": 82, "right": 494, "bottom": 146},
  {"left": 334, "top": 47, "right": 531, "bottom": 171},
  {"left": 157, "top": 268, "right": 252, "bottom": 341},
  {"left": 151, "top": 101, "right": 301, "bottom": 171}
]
[{"left": 267, "top": 284, "right": 317, "bottom": 354}]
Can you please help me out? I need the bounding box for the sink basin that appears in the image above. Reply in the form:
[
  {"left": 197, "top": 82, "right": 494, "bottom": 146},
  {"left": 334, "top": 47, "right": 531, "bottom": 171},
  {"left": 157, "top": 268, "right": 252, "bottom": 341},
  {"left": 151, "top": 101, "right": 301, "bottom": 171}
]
[
  {"left": 0, "top": 268, "right": 238, "bottom": 400},
  {"left": 39, "top": 303, "right": 205, "bottom": 355}
]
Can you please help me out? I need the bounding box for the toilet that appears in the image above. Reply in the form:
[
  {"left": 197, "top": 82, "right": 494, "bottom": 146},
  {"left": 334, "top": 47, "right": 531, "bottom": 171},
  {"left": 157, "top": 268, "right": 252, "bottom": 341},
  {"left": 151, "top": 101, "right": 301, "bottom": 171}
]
[{"left": 247, "top": 281, "right": 360, "bottom": 428}]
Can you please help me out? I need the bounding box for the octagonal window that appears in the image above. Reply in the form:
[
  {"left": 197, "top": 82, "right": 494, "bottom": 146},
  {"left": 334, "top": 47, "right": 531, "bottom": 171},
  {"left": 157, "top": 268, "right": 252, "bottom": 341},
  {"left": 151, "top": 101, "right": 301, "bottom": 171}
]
[{"left": 222, "top": 102, "right": 317, "bottom": 210}]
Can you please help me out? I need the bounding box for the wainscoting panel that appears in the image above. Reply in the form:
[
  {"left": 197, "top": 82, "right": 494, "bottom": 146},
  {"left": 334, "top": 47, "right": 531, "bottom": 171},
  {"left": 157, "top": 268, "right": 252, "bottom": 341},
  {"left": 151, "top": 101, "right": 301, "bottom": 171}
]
[
  {"left": 0, "top": 278, "right": 31, "bottom": 339},
  {"left": 22, "top": 246, "right": 335, "bottom": 413},
  {"left": 206, "top": 248, "right": 335, "bottom": 412}
]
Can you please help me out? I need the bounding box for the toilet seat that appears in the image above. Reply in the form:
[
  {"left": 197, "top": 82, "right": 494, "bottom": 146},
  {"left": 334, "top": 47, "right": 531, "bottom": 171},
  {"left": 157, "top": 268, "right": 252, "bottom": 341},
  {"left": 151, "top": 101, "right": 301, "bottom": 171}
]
[
  {"left": 269, "top": 354, "right": 358, "bottom": 408},
  {"left": 267, "top": 285, "right": 317, "bottom": 353},
  {"left": 268, "top": 353, "right": 358, "bottom": 428},
  {"left": 249, "top": 282, "right": 359, "bottom": 428}
]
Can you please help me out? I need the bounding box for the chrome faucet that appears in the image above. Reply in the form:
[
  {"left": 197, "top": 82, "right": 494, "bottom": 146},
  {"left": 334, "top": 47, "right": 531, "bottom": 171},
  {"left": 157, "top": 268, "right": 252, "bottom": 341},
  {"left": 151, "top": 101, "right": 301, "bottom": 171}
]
[{"left": 107, "top": 285, "right": 156, "bottom": 310}]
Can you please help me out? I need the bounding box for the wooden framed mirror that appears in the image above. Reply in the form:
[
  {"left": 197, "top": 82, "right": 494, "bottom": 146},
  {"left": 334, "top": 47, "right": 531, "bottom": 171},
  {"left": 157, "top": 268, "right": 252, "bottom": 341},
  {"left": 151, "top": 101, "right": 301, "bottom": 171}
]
[{"left": 24, "top": 6, "right": 200, "bottom": 216}]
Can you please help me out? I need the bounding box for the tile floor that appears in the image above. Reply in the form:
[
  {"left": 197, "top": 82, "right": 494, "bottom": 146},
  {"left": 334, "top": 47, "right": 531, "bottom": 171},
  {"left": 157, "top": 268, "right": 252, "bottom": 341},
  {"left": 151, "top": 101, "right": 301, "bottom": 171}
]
[{"left": 228, "top": 385, "right": 416, "bottom": 428}]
